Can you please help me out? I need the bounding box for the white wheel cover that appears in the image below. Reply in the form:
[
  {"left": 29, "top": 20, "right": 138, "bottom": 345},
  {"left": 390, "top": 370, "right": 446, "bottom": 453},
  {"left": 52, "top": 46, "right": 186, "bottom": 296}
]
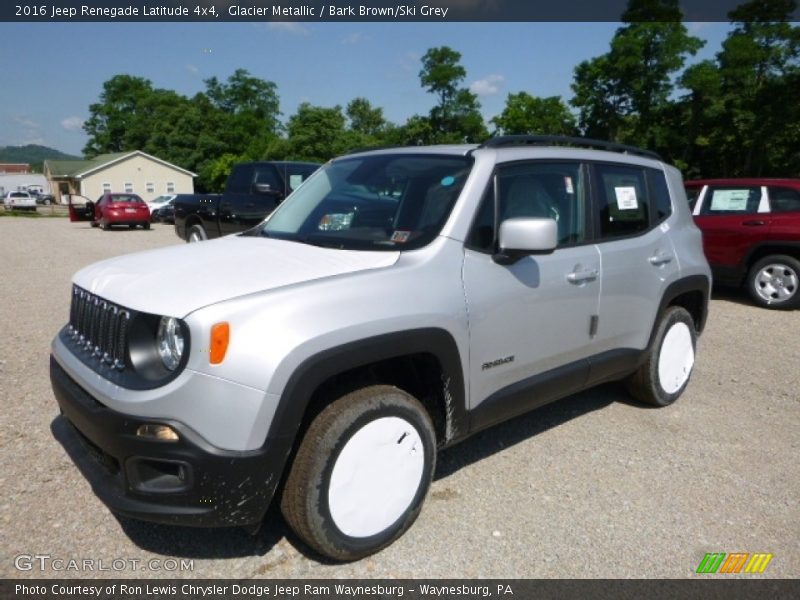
[
  {"left": 658, "top": 322, "right": 695, "bottom": 395},
  {"left": 328, "top": 416, "right": 425, "bottom": 538}
]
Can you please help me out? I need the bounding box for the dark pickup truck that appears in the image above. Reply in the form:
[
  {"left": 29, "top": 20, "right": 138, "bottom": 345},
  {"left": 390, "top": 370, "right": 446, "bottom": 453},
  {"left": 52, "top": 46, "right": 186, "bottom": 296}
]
[{"left": 174, "top": 161, "right": 319, "bottom": 242}]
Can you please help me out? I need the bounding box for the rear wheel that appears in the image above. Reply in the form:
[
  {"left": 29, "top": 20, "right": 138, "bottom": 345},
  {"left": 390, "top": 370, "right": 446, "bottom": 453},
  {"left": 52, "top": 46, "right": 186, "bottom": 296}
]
[
  {"left": 281, "top": 385, "right": 436, "bottom": 561},
  {"left": 143, "top": 222, "right": 150, "bottom": 230},
  {"left": 101, "top": 219, "right": 111, "bottom": 231},
  {"left": 627, "top": 306, "right": 697, "bottom": 407},
  {"left": 187, "top": 224, "right": 207, "bottom": 242},
  {"left": 747, "top": 255, "right": 800, "bottom": 310}
]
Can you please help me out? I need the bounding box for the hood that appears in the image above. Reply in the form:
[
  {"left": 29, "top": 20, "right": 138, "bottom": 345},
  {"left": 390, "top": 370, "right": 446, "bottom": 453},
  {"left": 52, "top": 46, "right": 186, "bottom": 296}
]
[{"left": 73, "top": 235, "right": 400, "bottom": 317}]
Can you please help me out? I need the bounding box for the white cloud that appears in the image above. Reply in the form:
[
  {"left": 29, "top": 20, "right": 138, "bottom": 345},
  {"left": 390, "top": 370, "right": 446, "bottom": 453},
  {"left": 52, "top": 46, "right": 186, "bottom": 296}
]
[
  {"left": 61, "top": 116, "right": 84, "bottom": 132},
  {"left": 15, "top": 116, "right": 39, "bottom": 129},
  {"left": 399, "top": 52, "right": 419, "bottom": 72},
  {"left": 470, "top": 74, "right": 505, "bottom": 96},
  {"left": 341, "top": 32, "right": 367, "bottom": 45},
  {"left": 267, "top": 22, "right": 310, "bottom": 35}
]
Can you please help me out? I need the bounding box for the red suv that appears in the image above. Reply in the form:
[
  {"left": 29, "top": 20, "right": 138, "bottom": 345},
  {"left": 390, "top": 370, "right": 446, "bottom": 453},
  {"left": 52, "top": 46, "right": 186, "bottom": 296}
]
[
  {"left": 69, "top": 193, "right": 151, "bottom": 231},
  {"left": 686, "top": 179, "right": 800, "bottom": 309}
]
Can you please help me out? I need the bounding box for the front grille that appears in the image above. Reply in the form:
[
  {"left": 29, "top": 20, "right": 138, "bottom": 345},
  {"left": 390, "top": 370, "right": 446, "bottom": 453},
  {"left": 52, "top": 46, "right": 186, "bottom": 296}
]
[{"left": 68, "top": 286, "right": 130, "bottom": 370}]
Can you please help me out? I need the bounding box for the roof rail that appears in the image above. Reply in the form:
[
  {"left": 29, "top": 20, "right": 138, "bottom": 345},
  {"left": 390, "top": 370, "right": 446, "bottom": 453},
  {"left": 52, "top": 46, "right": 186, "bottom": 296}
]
[{"left": 478, "top": 135, "right": 662, "bottom": 161}]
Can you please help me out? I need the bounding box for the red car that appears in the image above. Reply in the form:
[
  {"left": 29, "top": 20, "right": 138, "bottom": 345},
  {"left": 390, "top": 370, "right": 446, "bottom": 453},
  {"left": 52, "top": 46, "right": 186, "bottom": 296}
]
[
  {"left": 69, "top": 193, "right": 151, "bottom": 231},
  {"left": 686, "top": 178, "right": 800, "bottom": 309}
]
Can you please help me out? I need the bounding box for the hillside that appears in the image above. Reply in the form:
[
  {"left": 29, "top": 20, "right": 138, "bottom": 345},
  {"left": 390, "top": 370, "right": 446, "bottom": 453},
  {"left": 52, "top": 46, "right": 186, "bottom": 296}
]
[{"left": 0, "top": 145, "right": 81, "bottom": 170}]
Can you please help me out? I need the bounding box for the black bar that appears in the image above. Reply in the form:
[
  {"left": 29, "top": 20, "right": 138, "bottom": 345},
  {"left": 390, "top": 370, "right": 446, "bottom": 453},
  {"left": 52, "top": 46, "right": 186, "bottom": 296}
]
[{"left": 3, "top": 1, "right": 797, "bottom": 23}]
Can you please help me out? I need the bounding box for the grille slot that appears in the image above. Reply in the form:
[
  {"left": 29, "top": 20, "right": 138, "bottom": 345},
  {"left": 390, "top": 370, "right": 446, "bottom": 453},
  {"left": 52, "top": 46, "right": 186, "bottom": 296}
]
[{"left": 68, "top": 286, "right": 129, "bottom": 370}]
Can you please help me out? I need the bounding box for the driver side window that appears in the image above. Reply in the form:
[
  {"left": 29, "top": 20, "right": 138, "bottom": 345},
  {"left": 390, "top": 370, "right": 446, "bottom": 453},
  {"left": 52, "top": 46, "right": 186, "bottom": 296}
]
[{"left": 467, "top": 161, "right": 586, "bottom": 252}]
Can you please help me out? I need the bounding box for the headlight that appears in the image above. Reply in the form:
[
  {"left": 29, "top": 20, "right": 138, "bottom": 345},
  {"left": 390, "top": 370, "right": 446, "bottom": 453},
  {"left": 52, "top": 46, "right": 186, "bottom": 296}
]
[{"left": 156, "top": 316, "right": 184, "bottom": 371}]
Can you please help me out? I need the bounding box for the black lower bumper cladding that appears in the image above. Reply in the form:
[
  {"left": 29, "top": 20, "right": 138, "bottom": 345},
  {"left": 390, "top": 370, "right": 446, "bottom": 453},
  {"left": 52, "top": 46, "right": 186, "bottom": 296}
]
[{"left": 49, "top": 356, "right": 281, "bottom": 528}]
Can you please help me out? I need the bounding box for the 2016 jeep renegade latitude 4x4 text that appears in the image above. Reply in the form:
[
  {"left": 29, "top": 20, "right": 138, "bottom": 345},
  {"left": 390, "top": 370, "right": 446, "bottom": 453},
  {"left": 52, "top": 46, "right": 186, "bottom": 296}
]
[{"left": 50, "top": 136, "right": 711, "bottom": 561}]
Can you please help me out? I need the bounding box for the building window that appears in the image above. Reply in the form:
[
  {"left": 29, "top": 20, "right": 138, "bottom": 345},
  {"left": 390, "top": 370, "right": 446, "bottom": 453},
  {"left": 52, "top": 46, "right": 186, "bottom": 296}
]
[
  {"left": 166, "top": 182, "right": 175, "bottom": 193},
  {"left": 102, "top": 182, "right": 111, "bottom": 193},
  {"left": 124, "top": 182, "right": 134, "bottom": 193},
  {"left": 146, "top": 182, "right": 155, "bottom": 193}
]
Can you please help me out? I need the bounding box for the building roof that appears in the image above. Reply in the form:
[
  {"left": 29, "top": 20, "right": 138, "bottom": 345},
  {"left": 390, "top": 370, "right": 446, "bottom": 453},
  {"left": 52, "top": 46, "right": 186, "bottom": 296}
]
[{"left": 45, "top": 151, "right": 196, "bottom": 178}]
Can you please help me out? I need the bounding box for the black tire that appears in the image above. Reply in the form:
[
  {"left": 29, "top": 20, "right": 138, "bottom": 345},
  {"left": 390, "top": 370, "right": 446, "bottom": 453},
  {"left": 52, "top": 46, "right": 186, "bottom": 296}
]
[
  {"left": 101, "top": 220, "right": 111, "bottom": 231},
  {"left": 746, "top": 255, "right": 800, "bottom": 310},
  {"left": 281, "top": 385, "right": 436, "bottom": 561},
  {"left": 128, "top": 224, "right": 136, "bottom": 229},
  {"left": 143, "top": 222, "right": 150, "bottom": 230},
  {"left": 626, "top": 306, "right": 697, "bottom": 407},
  {"left": 90, "top": 221, "right": 99, "bottom": 228},
  {"left": 187, "top": 224, "right": 207, "bottom": 243}
]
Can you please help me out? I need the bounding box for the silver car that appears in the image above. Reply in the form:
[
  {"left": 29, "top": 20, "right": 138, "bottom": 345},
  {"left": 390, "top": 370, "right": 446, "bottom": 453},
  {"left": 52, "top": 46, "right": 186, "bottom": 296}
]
[{"left": 50, "top": 136, "right": 711, "bottom": 561}]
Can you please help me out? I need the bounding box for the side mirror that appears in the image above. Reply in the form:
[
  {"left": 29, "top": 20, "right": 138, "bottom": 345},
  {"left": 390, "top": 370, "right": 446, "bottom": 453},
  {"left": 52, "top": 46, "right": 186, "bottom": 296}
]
[{"left": 493, "top": 218, "right": 558, "bottom": 265}]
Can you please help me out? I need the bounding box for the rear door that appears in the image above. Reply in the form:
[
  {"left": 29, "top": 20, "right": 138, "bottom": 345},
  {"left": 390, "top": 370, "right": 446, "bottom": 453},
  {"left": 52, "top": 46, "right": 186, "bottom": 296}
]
[
  {"left": 591, "top": 163, "right": 680, "bottom": 363},
  {"left": 693, "top": 184, "right": 770, "bottom": 273},
  {"left": 767, "top": 186, "right": 800, "bottom": 245},
  {"left": 67, "top": 195, "right": 96, "bottom": 222}
]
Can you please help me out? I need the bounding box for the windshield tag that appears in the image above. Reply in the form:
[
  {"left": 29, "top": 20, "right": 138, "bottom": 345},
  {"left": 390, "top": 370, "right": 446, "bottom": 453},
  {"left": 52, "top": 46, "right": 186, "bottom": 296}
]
[{"left": 391, "top": 230, "right": 411, "bottom": 243}]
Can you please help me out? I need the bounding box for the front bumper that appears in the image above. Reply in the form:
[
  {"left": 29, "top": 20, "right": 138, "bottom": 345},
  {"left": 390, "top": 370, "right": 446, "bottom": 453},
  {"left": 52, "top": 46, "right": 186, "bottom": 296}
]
[{"left": 50, "top": 356, "right": 281, "bottom": 527}]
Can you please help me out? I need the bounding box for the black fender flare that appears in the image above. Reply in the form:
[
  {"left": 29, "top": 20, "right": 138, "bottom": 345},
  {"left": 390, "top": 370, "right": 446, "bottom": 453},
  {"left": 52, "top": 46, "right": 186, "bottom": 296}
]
[
  {"left": 261, "top": 327, "right": 467, "bottom": 488},
  {"left": 646, "top": 274, "right": 711, "bottom": 352}
]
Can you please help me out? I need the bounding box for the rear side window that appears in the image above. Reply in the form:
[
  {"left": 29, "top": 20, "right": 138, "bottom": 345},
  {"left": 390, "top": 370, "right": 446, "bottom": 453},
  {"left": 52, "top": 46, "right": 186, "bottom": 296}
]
[
  {"left": 594, "top": 164, "right": 649, "bottom": 239},
  {"left": 768, "top": 187, "right": 800, "bottom": 213},
  {"left": 648, "top": 169, "right": 672, "bottom": 223},
  {"left": 700, "top": 186, "right": 760, "bottom": 215}
]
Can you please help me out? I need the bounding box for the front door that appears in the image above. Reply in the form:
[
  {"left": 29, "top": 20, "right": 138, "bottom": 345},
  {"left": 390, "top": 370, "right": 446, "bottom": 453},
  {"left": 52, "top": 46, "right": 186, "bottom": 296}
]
[{"left": 462, "top": 161, "right": 600, "bottom": 429}]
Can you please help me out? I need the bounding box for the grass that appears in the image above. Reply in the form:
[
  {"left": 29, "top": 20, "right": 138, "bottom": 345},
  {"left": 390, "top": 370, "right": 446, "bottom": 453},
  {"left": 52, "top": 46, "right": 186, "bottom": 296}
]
[{"left": 0, "top": 208, "right": 67, "bottom": 218}]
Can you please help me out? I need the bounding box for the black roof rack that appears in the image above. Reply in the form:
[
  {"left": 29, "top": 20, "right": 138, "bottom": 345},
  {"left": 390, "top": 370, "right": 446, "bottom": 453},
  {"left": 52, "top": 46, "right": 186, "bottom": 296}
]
[{"left": 478, "top": 135, "right": 662, "bottom": 161}]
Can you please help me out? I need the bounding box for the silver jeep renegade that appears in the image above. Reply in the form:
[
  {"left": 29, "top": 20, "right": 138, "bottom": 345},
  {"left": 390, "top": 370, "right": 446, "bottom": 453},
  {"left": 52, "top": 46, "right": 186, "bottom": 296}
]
[{"left": 50, "top": 136, "right": 711, "bottom": 561}]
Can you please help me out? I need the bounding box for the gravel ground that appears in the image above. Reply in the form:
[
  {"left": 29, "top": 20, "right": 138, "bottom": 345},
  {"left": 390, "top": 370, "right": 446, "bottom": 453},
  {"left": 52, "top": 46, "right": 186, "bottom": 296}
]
[{"left": 1, "top": 217, "right": 798, "bottom": 579}]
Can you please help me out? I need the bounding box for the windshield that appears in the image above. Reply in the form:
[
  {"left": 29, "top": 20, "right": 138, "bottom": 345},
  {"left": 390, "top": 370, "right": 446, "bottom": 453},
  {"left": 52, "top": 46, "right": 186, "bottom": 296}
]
[{"left": 252, "top": 153, "right": 473, "bottom": 250}]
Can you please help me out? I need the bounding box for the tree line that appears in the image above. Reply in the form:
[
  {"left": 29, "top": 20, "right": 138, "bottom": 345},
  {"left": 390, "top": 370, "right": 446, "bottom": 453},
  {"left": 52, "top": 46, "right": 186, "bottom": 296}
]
[{"left": 83, "top": 0, "right": 799, "bottom": 191}]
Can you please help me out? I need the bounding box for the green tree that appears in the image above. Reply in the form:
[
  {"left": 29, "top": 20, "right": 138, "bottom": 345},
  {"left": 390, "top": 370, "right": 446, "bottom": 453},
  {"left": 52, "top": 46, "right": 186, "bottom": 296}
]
[
  {"left": 83, "top": 75, "right": 156, "bottom": 155},
  {"left": 571, "top": 0, "right": 703, "bottom": 149},
  {"left": 712, "top": 0, "right": 800, "bottom": 175},
  {"left": 491, "top": 92, "right": 577, "bottom": 136},
  {"left": 286, "top": 103, "right": 350, "bottom": 162},
  {"left": 418, "top": 47, "right": 488, "bottom": 143}
]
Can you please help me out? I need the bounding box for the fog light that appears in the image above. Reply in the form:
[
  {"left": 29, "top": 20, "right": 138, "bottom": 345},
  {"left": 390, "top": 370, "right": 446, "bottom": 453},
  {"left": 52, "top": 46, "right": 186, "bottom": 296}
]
[{"left": 136, "top": 424, "right": 179, "bottom": 442}]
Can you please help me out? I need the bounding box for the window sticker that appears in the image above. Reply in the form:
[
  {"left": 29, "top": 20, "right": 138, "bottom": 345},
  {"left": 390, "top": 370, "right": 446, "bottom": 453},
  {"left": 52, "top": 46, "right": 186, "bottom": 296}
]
[
  {"left": 564, "top": 176, "right": 574, "bottom": 194},
  {"left": 390, "top": 230, "right": 411, "bottom": 243},
  {"left": 441, "top": 176, "right": 455, "bottom": 186},
  {"left": 614, "top": 186, "right": 638, "bottom": 210},
  {"left": 709, "top": 189, "right": 749, "bottom": 211},
  {"left": 289, "top": 174, "right": 304, "bottom": 190}
]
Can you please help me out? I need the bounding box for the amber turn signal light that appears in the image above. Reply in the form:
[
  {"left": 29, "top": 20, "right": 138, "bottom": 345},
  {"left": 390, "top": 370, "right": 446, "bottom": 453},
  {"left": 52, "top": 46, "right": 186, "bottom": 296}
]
[{"left": 209, "top": 322, "right": 230, "bottom": 365}]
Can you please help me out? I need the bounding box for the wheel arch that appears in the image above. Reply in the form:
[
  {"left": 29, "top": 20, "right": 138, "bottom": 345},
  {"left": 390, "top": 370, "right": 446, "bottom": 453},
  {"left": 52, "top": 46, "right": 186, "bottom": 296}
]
[
  {"left": 743, "top": 242, "right": 800, "bottom": 271},
  {"left": 648, "top": 275, "right": 710, "bottom": 349},
  {"left": 261, "top": 328, "right": 466, "bottom": 504}
]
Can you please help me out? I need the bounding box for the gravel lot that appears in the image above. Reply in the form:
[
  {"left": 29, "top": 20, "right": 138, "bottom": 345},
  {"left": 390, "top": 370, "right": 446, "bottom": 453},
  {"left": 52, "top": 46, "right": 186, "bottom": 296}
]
[{"left": 1, "top": 217, "right": 798, "bottom": 579}]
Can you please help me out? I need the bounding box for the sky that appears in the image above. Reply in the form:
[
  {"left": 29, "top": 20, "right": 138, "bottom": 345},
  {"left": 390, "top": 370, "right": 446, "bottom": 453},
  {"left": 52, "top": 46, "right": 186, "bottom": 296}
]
[{"left": 0, "top": 21, "right": 733, "bottom": 156}]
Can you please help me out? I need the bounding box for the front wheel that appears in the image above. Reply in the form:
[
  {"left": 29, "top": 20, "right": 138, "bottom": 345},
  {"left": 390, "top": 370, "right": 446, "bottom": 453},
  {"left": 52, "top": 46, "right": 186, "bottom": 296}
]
[
  {"left": 747, "top": 255, "right": 800, "bottom": 310},
  {"left": 281, "top": 385, "right": 436, "bottom": 561},
  {"left": 626, "top": 306, "right": 697, "bottom": 407}
]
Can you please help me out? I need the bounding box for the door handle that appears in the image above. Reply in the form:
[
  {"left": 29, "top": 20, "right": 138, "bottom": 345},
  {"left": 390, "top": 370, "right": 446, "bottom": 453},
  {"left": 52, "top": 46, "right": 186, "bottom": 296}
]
[
  {"left": 567, "top": 269, "right": 599, "bottom": 284},
  {"left": 743, "top": 219, "right": 766, "bottom": 226},
  {"left": 649, "top": 253, "right": 673, "bottom": 266}
]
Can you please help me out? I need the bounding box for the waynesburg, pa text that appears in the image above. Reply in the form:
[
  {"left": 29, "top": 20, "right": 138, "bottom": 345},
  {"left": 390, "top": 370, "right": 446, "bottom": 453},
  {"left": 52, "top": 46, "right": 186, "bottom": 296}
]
[{"left": 14, "top": 583, "right": 513, "bottom": 597}]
